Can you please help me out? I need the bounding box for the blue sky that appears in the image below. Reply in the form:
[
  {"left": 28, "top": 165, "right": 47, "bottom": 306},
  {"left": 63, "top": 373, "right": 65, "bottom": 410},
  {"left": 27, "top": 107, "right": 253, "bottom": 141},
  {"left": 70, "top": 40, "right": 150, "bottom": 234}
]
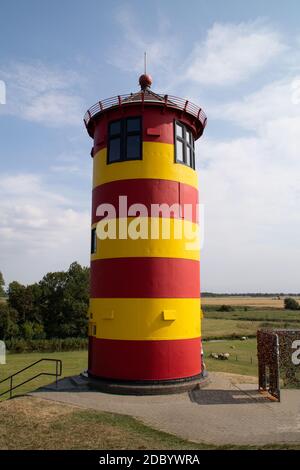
[{"left": 0, "top": 0, "right": 300, "bottom": 291}]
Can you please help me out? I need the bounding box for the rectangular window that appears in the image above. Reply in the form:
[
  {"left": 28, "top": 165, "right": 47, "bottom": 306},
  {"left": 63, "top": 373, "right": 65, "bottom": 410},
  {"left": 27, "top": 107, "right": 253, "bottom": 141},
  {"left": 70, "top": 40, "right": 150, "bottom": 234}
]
[
  {"left": 176, "top": 122, "right": 184, "bottom": 138},
  {"left": 108, "top": 117, "right": 142, "bottom": 163},
  {"left": 176, "top": 140, "right": 184, "bottom": 162},
  {"left": 91, "top": 228, "right": 97, "bottom": 254},
  {"left": 109, "top": 137, "right": 121, "bottom": 162},
  {"left": 127, "top": 135, "right": 141, "bottom": 159},
  {"left": 174, "top": 121, "right": 195, "bottom": 169}
]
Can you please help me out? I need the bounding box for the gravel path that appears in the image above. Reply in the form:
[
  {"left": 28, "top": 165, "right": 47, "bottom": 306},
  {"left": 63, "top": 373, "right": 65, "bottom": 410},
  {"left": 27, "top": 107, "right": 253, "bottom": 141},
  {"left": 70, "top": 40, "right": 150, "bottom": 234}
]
[{"left": 31, "top": 372, "right": 300, "bottom": 447}]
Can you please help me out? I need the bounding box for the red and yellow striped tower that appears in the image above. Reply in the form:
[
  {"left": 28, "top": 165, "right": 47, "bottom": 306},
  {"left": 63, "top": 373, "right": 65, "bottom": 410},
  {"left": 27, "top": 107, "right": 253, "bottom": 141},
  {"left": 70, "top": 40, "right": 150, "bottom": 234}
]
[{"left": 84, "top": 74, "right": 207, "bottom": 390}]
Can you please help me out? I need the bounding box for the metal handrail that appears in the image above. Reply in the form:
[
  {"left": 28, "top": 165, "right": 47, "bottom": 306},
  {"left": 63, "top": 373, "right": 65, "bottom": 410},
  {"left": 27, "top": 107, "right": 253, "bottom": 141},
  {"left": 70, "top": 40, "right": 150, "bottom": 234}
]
[
  {"left": 0, "top": 358, "right": 62, "bottom": 399},
  {"left": 84, "top": 93, "right": 207, "bottom": 129}
]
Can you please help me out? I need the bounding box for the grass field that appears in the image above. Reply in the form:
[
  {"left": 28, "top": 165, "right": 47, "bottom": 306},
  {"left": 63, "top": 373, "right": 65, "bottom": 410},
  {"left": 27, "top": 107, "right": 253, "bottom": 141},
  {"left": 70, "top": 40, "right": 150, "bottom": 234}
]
[
  {"left": 204, "top": 338, "right": 258, "bottom": 376},
  {"left": 202, "top": 310, "right": 300, "bottom": 340},
  {"left": 0, "top": 351, "right": 87, "bottom": 399},
  {"left": 202, "top": 296, "right": 300, "bottom": 309},
  {"left": 204, "top": 308, "right": 300, "bottom": 321},
  {"left": 203, "top": 318, "right": 260, "bottom": 339}
]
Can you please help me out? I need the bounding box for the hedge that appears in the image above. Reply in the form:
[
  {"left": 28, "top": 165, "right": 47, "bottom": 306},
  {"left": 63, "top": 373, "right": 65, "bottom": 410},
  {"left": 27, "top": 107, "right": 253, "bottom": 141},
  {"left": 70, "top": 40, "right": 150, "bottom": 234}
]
[{"left": 5, "top": 337, "right": 88, "bottom": 353}]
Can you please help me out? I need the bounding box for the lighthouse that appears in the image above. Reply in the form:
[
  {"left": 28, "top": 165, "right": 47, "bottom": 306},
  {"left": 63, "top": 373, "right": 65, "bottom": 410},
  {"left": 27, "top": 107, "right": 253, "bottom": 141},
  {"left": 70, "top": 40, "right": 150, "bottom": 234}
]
[{"left": 84, "top": 74, "right": 207, "bottom": 391}]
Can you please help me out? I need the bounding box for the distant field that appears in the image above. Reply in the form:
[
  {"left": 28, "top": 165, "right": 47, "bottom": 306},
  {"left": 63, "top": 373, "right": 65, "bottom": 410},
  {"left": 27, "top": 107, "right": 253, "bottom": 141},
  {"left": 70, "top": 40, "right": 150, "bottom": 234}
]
[
  {"left": 202, "top": 318, "right": 261, "bottom": 339},
  {"left": 201, "top": 296, "right": 300, "bottom": 309},
  {"left": 204, "top": 309, "right": 300, "bottom": 322}
]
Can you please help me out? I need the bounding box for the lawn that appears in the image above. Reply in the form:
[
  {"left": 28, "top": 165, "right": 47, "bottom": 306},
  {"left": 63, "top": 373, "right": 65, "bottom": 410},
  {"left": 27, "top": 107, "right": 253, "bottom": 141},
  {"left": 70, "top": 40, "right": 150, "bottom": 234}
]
[
  {"left": 203, "top": 338, "right": 258, "bottom": 376},
  {"left": 0, "top": 350, "right": 87, "bottom": 400}
]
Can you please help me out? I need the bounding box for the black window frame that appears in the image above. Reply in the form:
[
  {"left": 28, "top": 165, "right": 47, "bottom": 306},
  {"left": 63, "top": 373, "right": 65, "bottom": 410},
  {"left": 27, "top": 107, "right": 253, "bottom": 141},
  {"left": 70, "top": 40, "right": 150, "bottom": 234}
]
[
  {"left": 174, "top": 120, "right": 195, "bottom": 170},
  {"left": 91, "top": 227, "right": 97, "bottom": 254},
  {"left": 107, "top": 116, "right": 142, "bottom": 164}
]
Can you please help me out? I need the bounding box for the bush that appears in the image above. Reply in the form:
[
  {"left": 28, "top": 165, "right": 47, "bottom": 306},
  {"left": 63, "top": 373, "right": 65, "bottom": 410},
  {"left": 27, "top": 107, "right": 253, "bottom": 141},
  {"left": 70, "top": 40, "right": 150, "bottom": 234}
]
[
  {"left": 5, "top": 337, "right": 88, "bottom": 353},
  {"left": 217, "top": 304, "right": 235, "bottom": 312},
  {"left": 21, "top": 322, "right": 46, "bottom": 340},
  {"left": 284, "top": 297, "right": 300, "bottom": 310}
]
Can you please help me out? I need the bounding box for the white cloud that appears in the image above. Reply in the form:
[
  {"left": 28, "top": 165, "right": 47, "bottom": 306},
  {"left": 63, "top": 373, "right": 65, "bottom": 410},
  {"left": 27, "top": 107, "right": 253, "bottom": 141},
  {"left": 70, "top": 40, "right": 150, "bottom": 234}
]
[
  {"left": 109, "top": 15, "right": 286, "bottom": 91},
  {"left": 0, "top": 62, "right": 84, "bottom": 126},
  {"left": 108, "top": 6, "right": 179, "bottom": 89},
  {"left": 198, "top": 76, "right": 300, "bottom": 292},
  {"left": 0, "top": 173, "right": 90, "bottom": 285},
  {"left": 185, "top": 21, "right": 286, "bottom": 86},
  {"left": 212, "top": 76, "right": 300, "bottom": 131}
]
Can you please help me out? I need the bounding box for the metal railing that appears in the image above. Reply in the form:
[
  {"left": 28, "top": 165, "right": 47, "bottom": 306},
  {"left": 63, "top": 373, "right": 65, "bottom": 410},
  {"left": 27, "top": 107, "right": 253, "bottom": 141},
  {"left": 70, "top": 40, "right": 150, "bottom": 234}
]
[
  {"left": 84, "top": 93, "right": 207, "bottom": 129},
  {"left": 0, "top": 358, "right": 62, "bottom": 399}
]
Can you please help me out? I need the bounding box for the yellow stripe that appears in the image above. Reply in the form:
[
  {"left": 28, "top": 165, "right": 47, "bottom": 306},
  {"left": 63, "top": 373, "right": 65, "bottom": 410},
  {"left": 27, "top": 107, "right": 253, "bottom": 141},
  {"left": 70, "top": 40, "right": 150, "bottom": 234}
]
[
  {"left": 91, "top": 217, "right": 199, "bottom": 261},
  {"left": 89, "top": 298, "right": 201, "bottom": 341},
  {"left": 93, "top": 142, "right": 198, "bottom": 189}
]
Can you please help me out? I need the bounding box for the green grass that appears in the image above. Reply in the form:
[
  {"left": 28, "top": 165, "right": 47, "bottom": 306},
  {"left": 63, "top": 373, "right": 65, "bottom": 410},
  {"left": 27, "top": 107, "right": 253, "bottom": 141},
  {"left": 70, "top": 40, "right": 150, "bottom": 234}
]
[
  {"left": 204, "top": 308, "right": 300, "bottom": 322},
  {"left": 202, "top": 318, "right": 260, "bottom": 339},
  {"left": 0, "top": 350, "right": 87, "bottom": 399},
  {"left": 204, "top": 338, "right": 258, "bottom": 376},
  {"left": 202, "top": 308, "right": 300, "bottom": 341}
]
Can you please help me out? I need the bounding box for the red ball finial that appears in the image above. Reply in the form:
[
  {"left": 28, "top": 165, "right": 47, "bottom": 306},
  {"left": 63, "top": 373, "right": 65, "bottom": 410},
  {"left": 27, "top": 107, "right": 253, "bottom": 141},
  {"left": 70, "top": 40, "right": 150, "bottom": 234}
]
[{"left": 139, "top": 74, "right": 152, "bottom": 90}]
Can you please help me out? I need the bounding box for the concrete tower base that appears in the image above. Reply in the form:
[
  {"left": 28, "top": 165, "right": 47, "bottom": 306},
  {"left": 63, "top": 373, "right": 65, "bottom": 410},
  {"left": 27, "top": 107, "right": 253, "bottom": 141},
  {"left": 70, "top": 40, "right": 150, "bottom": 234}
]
[{"left": 81, "top": 371, "right": 210, "bottom": 396}]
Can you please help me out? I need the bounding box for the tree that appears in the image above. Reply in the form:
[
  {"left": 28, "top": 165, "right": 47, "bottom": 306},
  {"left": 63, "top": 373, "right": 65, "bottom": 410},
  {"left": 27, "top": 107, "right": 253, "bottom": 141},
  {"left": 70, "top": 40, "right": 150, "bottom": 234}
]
[
  {"left": 0, "top": 303, "right": 19, "bottom": 340},
  {"left": 284, "top": 297, "right": 300, "bottom": 310},
  {"left": 39, "top": 262, "right": 89, "bottom": 338},
  {"left": 0, "top": 271, "right": 5, "bottom": 297},
  {"left": 21, "top": 321, "right": 45, "bottom": 340},
  {"left": 7, "top": 281, "right": 42, "bottom": 325},
  {"left": 3, "top": 262, "right": 89, "bottom": 340}
]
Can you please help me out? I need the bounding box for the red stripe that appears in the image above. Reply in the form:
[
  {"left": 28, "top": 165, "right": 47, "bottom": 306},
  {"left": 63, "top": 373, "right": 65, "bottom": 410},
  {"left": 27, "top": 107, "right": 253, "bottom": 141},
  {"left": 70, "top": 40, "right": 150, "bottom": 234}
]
[
  {"left": 92, "top": 106, "right": 172, "bottom": 153},
  {"left": 92, "top": 106, "right": 200, "bottom": 154},
  {"left": 90, "top": 258, "right": 200, "bottom": 298},
  {"left": 88, "top": 337, "right": 202, "bottom": 381},
  {"left": 92, "top": 179, "right": 198, "bottom": 224}
]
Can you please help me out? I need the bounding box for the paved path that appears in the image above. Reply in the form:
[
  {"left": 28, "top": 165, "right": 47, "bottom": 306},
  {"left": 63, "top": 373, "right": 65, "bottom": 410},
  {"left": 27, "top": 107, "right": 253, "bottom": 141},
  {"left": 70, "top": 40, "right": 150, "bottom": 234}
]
[{"left": 31, "top": 372, "right": 300, "bottom": 447}]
